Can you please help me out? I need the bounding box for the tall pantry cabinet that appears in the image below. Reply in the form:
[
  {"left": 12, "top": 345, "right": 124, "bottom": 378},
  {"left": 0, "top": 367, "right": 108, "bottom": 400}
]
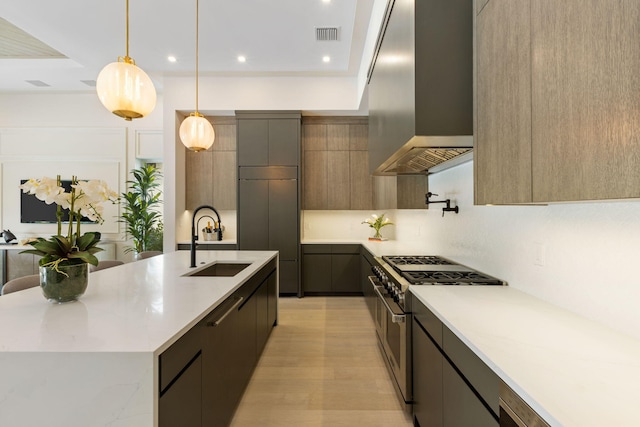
[{"left": 236, "top": 111, "right": 301, "bottom": 296}]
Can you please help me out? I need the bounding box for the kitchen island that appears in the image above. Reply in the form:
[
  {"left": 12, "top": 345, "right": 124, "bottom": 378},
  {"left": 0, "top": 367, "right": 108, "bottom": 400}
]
[{"left": 0, "top": 250, "right": 278, "bottom": 427}]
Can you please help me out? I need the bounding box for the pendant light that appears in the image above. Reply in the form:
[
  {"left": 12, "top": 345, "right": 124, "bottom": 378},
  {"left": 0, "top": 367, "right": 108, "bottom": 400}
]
[
  {"left": 179, "top": 0, "right": 215, "bottom": 152},
  {"left": 96, "top": 0, "right": 157, "bottom": 121}
]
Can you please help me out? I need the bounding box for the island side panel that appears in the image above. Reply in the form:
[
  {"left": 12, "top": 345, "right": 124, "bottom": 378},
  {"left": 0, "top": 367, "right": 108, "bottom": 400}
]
[{"left": 0, "top": 352, "right": 154, "bottom": 427}]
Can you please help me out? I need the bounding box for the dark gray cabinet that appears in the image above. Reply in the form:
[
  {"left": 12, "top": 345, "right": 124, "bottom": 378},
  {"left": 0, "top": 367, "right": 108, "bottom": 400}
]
[
  {"left": 202, "top": 295, "right": 245, "bottom": 427},
  {"left": 413, "top": 317, "right": 443, "bottom": 427},
  {"left": 238, "top": 170, "right": 299, "bottom": 295},
  {"left": 412, "top": 295, "right": 498, "bottom": 427},
  {"left": 202, "top": 259, "right": 277, "bottom": 426},
  {"left": 236, "top": 112, "right": 300, "bottom": 167},
  {"left": 159, "top": 354, "right": 202, "bottom": 427},
  {"left": 237, "top": 111, "right": 301, "bottom": 296},
  {"left": 159, "top": 322, "right": 203, "bottom": 427},
  {"left": 302, "top": 244, "right": 361, "bottom": 295},
  {"left": 159, "top": 259, "right": 277, "bottom": 426},
  {"left": 361, "top": 247, "right": 376, "bottom": 320}
]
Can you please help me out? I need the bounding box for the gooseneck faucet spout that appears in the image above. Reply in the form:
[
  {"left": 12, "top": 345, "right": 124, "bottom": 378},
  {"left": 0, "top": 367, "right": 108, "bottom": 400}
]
[
  {"left": 425, "top": 192, "right": 459, "bottom": 217},
  {"left": 191, "top": 205, "right": 223, "bottom": 268}
]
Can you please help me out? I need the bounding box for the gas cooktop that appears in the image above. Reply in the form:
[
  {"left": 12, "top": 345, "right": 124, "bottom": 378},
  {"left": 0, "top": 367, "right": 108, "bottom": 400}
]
[
  {"left": 401, "top": 270, "right": 504, "bottom": 286},
  {"left": 381, "top": 255, "right": 505, "bottom": 286}
]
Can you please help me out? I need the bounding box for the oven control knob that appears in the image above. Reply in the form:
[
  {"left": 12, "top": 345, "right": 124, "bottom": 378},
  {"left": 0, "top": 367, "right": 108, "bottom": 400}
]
[{"left": 397, "top": 293, "right": 405, "bottom": 304}]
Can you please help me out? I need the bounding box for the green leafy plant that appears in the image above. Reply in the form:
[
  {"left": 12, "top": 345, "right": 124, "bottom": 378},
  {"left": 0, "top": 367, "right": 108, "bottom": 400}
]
[
  {"left": 120, "top": 165, "right": 163, "bottom": 254},
  {"left": 362, "top": 213, "right": 394, "bottom": 239},
  {"left": 146, "top": 222, "right": 164, "bottom": 252},
  {"left": 19, "top": 176, "right": 118, "bottom": 270}
]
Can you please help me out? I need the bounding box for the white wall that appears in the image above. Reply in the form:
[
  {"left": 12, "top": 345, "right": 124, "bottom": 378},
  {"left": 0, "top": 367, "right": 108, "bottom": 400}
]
[
  {"left": 0, "top": 92, "right": 163, "bottom": 261},
  {"left": 419, "top": 161, "right": 640, "bottom": 339}
]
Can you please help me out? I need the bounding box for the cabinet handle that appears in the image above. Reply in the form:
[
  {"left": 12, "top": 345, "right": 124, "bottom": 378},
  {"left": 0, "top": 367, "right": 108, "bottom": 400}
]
[{"left": 206, "top": 297, "right": 244, "bottom": 327}]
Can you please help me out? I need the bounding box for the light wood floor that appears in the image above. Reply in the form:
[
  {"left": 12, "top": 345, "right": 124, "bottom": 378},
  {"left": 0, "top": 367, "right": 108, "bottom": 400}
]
[{"left": 230, "top": 296, "right": 414, "bottom": 427}]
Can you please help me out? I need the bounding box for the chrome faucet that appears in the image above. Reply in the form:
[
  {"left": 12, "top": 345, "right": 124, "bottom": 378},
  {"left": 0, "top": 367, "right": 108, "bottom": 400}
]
[{"left": 191, "top": 205, "right": 223, "bottom": 267}]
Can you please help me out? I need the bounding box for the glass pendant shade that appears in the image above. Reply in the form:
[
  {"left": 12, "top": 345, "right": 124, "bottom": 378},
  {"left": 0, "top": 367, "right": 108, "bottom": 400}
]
[
  {"left": 179, "top": 113, "right": 215, "bottom": 152},
  {"left": 96, "top": 57, "right": 157, "bottom": 121}
]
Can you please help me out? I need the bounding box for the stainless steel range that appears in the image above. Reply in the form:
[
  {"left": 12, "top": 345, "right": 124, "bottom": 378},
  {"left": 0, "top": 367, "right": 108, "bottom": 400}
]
[{"left": 367, "top": 255, "right": 505, "bottom": 413}]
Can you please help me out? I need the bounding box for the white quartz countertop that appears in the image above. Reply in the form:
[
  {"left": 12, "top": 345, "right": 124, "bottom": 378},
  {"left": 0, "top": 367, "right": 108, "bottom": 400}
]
[
  {"left": 410, "top": 286, "right": 640, "bottom": 427},
  {"left": 0, "top": 250, "right": 277, "bottom": 354},
  {"left": 302, "top": 238, "right": 427, "bottom": 257}
]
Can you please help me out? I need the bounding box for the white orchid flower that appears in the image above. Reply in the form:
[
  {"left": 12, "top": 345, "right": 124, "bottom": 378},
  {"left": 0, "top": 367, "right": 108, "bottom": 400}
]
[
  {"left": 54, "top": 192, "right": 72, "bottom": 209},
  {"left": 23, "top": 177, "right": 65, "bottom": 204},
  {"left": 74, "top": 180, "right": 118, "bottom": 203}
]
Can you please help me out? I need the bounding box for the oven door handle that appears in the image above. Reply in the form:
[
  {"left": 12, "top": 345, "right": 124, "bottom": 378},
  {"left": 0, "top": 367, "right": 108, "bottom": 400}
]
[{"left": 371, "top": 282, "right": 406, "bottom": 324}]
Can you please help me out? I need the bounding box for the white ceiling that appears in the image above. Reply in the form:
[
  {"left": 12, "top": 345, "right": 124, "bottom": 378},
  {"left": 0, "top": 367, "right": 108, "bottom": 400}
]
[{"left": 0, "top": 0, "right": 378, "bottom": 93}]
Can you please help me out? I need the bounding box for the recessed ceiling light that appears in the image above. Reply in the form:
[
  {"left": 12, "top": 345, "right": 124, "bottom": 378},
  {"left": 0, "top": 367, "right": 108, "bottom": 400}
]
[
  {"left": 322, "top": 0, "right": 331, "bottom": 3},
  {"left": 167, "top": 56, "right": 177, "bottom": 63},
  {"left": 322, "top": 56, "right": 331, "bottom": 63},
  {"left": 237, "top": 55, "right": 246, "bottom": 63}
]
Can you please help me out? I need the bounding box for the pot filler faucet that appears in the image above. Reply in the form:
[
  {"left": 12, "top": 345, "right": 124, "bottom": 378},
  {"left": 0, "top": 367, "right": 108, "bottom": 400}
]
[
  {"left": 425, "top": 192, "right": 459, "bottom": 216},
  {"left": 191, "top": 205, "right": 223, "bottom": 268}
]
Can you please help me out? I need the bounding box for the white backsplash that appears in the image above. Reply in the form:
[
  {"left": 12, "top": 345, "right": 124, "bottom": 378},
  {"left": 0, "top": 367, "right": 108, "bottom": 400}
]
[
  {"left": 304, "top": 161, "right": 640, "bottom": 340},
  {"left": 302, "top": 210, "right": 398, "bottom": 241}
]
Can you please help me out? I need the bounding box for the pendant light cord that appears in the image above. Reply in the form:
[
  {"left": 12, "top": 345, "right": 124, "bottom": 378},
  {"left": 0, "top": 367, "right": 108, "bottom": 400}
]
[
  {"left": 195, "top": 0, "right": 200, "bottom": 113},
  {"left": 125, "top": 0, "right": 130, "bottom": 58}
]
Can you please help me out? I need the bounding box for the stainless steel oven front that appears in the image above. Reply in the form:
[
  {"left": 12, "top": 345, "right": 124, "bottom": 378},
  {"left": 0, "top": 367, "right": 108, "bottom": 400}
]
[{"left": 368, "top": 274, "right": 412, "bottom": 411}]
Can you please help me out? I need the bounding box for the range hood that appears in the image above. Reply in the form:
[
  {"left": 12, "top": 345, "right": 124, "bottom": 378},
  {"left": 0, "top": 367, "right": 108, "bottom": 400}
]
[
  {"left": 375, "top": 136, "right": 473, "bottom": 175},
  {"left": 367, "top": 0, "right": 473, "bottom": 176}
]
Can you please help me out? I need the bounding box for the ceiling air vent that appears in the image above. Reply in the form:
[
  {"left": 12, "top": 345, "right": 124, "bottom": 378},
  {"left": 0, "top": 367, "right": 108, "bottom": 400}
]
[
  {"left": 81, "top": 80, "right": 97, "bottom": 87},
  {"left": 25, "top": 80, "right": 50, "bottom": 87},
  {"left": 315, "top": 27, "right": 340, "bottom": 41}
]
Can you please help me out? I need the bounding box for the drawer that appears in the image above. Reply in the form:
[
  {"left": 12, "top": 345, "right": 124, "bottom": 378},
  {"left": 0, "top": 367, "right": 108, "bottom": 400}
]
[
  {"left": 331, "top": 244, "right": 360, "bottom": 254},
  {"left": 412, "top": 297, "right": 443, "bottom": 346},
  {"left": 443, "top": 326, "right": 499, "bottom": 416},
  {"left": 303, "top": 244, "right": 330, "bottom": 254},
  {"left": 159, "top": 325, "right": 202, "bottom": 393}
]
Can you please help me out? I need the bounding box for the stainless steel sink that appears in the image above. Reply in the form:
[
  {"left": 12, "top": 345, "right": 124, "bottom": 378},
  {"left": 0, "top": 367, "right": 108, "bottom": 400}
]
[{"left": 185, "top": 262, "right": 251, "bottom": 277}]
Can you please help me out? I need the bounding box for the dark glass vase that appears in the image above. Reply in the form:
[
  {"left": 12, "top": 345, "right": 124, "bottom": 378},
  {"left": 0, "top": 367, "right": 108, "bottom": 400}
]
[{"left": 39, "top": 263, "right": 89, "bottom": 303}]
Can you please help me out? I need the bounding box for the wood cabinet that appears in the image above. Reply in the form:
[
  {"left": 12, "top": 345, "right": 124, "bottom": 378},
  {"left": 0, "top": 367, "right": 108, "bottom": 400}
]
[
  {"left": 185, "top": 117, "right": 237, "bottom": 210},
  {"left": 476, "top": 0, "right": 490, "bottom": 14},
  {"left": 531, "top": 0, "right": 640, "bottom": 202},
  {"left": 302, "top": 117, "right": 426, "bottom": 209},
  {"left": 475, "top": 0, "right": 640, "bottom": 204},
  {"left": 159, "top": 259, "right": 277, "bottom": 427},
  {"left": 302, "top": 244, "right": 361, "bottom": 295},
  {"left": 475, "top": 0, "right": 531, "bottom": 205},
  {"left": 412, "top": 295, "right": 498, "bottom": 427},
  {"left": 302, "top": 117, "right": 372, "bottom": 210}
]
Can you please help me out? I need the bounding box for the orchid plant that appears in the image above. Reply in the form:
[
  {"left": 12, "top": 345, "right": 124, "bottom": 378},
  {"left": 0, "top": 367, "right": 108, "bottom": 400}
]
[
  {"left": 362, "top": 213, "right": 394, "bottom": 239},
  {"left": 19, "top": 176, "right": 118, "bottom": 271}
]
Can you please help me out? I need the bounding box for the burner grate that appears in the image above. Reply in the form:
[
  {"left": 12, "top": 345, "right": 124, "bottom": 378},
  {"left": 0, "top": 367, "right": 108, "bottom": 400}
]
[
  {"left": 383, "top": 255, "right": 454, "bottom": 266},
  {"left": 402, "top": 270, "right": 503, "bottom": 285}
]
